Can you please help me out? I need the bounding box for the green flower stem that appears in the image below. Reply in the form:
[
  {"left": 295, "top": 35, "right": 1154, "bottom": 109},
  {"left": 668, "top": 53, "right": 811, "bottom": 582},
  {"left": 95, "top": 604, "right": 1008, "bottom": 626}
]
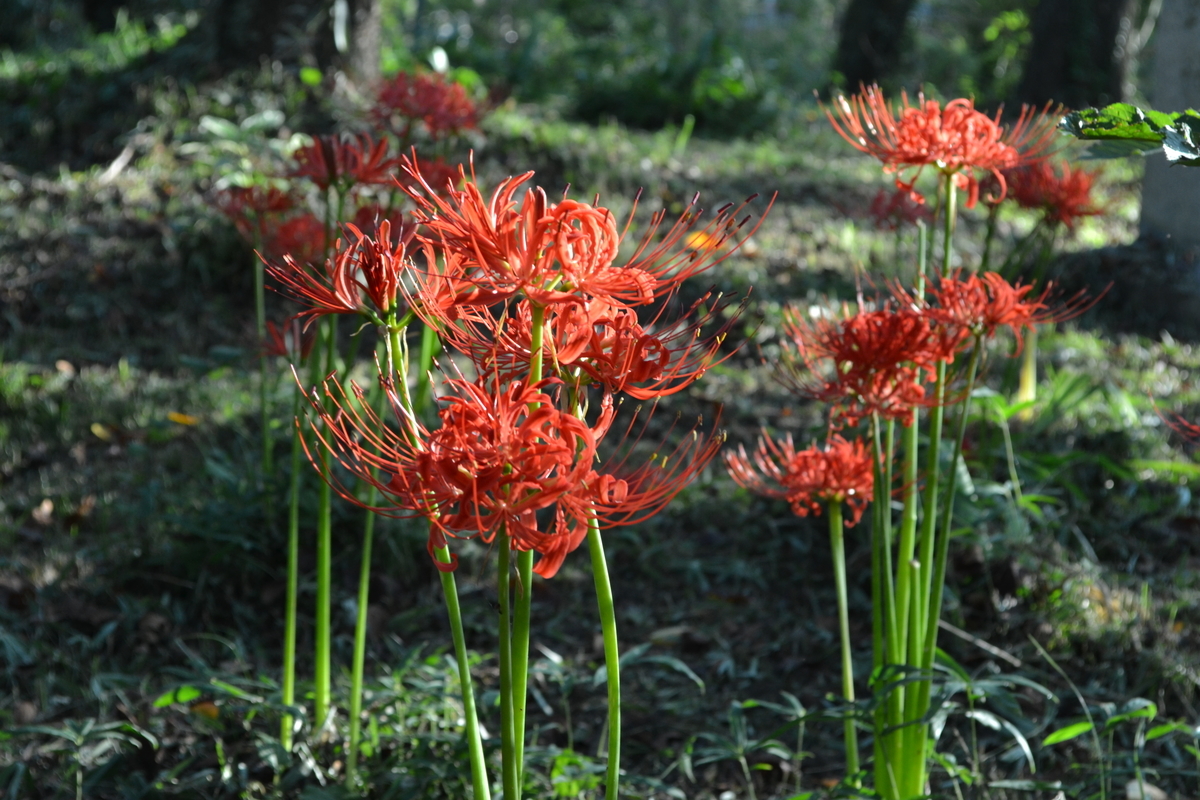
[
  {"left": 980, "top": 202, "right": 999, "bottom": 274},
  {"left": 497, "top": 528, "right": 520, "bottom": 800},
  {"left": 414, "top": 322, "right": 441, "bottom": 416},
  {"left": 347, "top": 357, "right": 391, "bottom": 785},
  {"left": 512, "top": 304, "right": 547, "bottom": 783},
  {"left": 281, "top": 389, "right": 303, "bottom": 751},
  {"left": 313, "top": 316, "right": 337, "bottom": 731},
  {"left": 828, "top": 501, "right": 859, "bottom": 781},
  {"left": 941, "top": 174, "right": 957, "bottom": 276},
  {"left": 588, "top": 520, "right": 622, "bottom": 800},
  {"left": 346, "top": 491, "right": 376, "bottom": 784},
  {"left": 436, "top": 542, "right": 492, "bottom": 800},
  {"left": 909, "top": 338, "right": 982, "bottom": 765},
  {"left": 870, "top": 414, "right": 900, "bottom": 798}
]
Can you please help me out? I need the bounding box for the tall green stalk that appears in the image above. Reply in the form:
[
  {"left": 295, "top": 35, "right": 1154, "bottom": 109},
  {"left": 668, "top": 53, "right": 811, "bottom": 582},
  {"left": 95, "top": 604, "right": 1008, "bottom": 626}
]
[
  {"left": 497, "top": 528, "right": 520, "bottom": 800},
  {"left": 281, "top": 390, "right": 303, "bottom": 751},
  {"left": 588, "top": 520, "right": 622, "bottom": 800},
  {"left": 346, "top": 496, "right": 376, "bottom": 784},
  {"left": 512, "top": 305, "right": 547, "bottom": 784},
  {"left": 436, "top": 542, "right": 493, "bottom": 800},
  {"left": 313, "top": 316, "right": 337, "bottom": 731},
  {"left": 828, "top": 501, "right": 860, "bottom": 781}
]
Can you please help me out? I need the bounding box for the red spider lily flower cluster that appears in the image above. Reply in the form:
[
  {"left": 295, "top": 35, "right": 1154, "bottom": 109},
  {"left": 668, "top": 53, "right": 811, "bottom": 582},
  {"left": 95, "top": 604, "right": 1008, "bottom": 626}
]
[
  {"left": 214, "top": 185, "right": 295, "bottom": 241},
  {"left": 1005, "top": 160, "right": 1104, "bottom": 230},
  {"left": 912, "top": 270, "right": 1091, "bottom": 352},
  {"left": 399, "top": 156, "right": 763, "bottom": 311},
  {"left": 825, "top": 86, "right": 1059, "bottom": 208},
  {"left": 868, "top": 187, "right": 934, "bottom": 231},
  {"left": 283, "top": 160, "right": 769, "bottom": 577},
  {"left": 291, "top": 132, "right": 400, "bottom": 191},
  {"left": 726, "top": 434, "right": 874, "bottom": 525},
  {"left": 782, "top": 306, "right": 952, "bottom": 426},
  {"left": 374, "top": 71, "right": 479, "bottom": 141}
]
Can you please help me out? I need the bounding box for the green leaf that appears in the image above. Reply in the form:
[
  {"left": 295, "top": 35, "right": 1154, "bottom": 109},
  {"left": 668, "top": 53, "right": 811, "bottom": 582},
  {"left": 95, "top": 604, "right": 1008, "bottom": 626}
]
[
  {"left": 989, "top": 780, "right": 1064, "bottom": 792},
  {"left": 1146, "top": 722, "right": 1193, "bottom": 741},
  {"left": 1162, "top": 117, "right": 1200, "bottom": 165},
  {"left": 299, "top": 67, "right": 323, "bottom": 87},
  {"left": 153, "top": 685, "right": 202, "bottom": 708},
  {"left": 1042, "top": 720, "right": 1094, "bottom": 745},
  {"left": 1059, "top": 103, "right": 1180, "bottom": 142},
  {"left": 1105, "top": 698, "right": 1157, "bottom": 729}
]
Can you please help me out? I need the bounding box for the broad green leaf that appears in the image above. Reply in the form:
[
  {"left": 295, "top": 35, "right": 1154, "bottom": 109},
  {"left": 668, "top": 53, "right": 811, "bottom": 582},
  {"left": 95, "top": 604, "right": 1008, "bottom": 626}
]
[
  {"left": 1162, "top": 117, "right": 1200, "bottom": 165},
  {"left": 1060, "top": 103, "right": 1181, "bottom": 142},
  {"left": 1146, "top": 721, "right": 1194, "bottom": 741},
  {"left": 299, "top": 67, "right": 323, "bottom": 87},
  {"left": 153, "top": 685, "right": 202, "bottom": 708},
  {"left": 1043, "top": 720, "right": 1094, "bottom": 745},
  {"left": 965, "top": 709, "right": 1035, "bottom": 771}
]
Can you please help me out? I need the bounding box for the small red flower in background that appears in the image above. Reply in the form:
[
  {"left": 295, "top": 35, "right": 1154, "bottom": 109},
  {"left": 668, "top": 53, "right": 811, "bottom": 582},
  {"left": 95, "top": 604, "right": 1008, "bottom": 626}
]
[
  {"left": 214, "top": 185, "right": 294, "bottom": 241},
  {"left": 825, "top": 86, "right": 1055, "bottom": 208},
  {"left": 868, "top": 187, "right": 934, "bottom": 231},
  {"left": 394, "top": 156, "right": 462, "bottom": 195},
  {"left": 375, "top": 71, "right": 479, "bottom": 140},
  {"left": 291, "top": 133, "right": 399, "bottom": 191},
  {"left": 726, "top": 434, "right": 874, "bottom": 525},
  {"left": 918, "top": 270, "right": 1089, "bottom": 351},
  {"left": 263, "top": 213, "right": 327, "bottom": 265},
  {"left": 783, "top": 306, "right": 952, "bottom": 426},
  {"left": 1005, "top": 160, "right": 1104, "bottom": 230}
]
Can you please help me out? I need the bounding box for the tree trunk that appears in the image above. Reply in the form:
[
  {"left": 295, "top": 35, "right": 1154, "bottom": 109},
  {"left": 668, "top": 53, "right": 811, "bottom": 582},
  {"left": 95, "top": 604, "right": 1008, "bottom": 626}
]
[
  {"left": 830, "top": 0, "right": 919, "bottom": 91},
  {"left": 1140, "top": 0, "right": 1200, "bottom": 251},
  {"left": 1012, "top": 0, "right": 1139, "bottom": 108}
]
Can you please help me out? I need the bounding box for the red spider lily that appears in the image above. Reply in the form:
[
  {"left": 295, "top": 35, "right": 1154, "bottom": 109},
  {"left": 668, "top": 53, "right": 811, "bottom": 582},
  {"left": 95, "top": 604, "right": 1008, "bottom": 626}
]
[
  {"left": 1005, "top": 160, "right": 1104, "bottom": 230},
  {"left": 302, "top": 373, "right": 612, "bottom": 575},
  {"left": 374, "top": 71, "right": 479, "bottom": 140},
  {"left": 868, "top": 187, "right": 934, "bottom": 231},
  {"left": 825, "top": 86, "right": 1054, "bottom": 208},
  {"left": 214, "top": 185, "right": 294, "bottom": 241},
  {"left": 290, "top": 133, "right": 400, "bottom": 191},
  {"left": 918, "top": 270, "right": 1090, "bottom": 351},
  {"left": 424, "top": 286, "right": 743, "bottom": 399},
  {"left": 264, "top": 317, "right": 317, "bottom": 361},
  {"left": 266, "top": 219, "right": 417, "bottom": 322},
  {"left": 782, "top": 305, "right": 953, "bottom": 426},
  {"left": 263, "top": 213, "right": 327, "bottom": 264},
  {"left": 399, "top": 155, "right": 771, "bottom": 308},
  {"left": 725, "top": 433, "right": 874, "bottom": 525}
]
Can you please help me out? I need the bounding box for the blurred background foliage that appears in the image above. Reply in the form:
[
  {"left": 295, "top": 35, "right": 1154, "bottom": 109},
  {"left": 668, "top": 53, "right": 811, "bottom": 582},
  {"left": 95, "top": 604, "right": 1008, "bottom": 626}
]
[{"left": 0, "top": 0, "right": 1165, "bottom": 172}]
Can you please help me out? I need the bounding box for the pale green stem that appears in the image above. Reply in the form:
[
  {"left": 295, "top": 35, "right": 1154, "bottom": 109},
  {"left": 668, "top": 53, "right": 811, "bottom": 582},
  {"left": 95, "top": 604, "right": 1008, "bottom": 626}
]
[
  {"left": 588, "top": 521, "right": 622, "bottom": 800},
  {"left": 497, "top": 528, "right": 519, "bottom": 800},
  {"left": 281, "top": 389, "right": 302, "bottom": 751},
  {"left": 313, "top": 317, "right": 337, "bottom": 730},
  {"left": 512, "top": 304, "right": 547, "bottom": 783},
  {"left": 828, "top": 501, "right": 860, "bottom": 781},
  {"left": 436, "top": 542, "right": 492, "bottom": 800},
  {"left": 414, "top": 322, "right": 441, "bottom": 416}
]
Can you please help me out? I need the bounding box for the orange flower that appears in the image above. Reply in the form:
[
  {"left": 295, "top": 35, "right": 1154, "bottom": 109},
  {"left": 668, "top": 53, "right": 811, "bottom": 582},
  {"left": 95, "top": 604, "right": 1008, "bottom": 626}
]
[
  {"left": 290, "top": 133, "right": 399, "bottom": 191},
  {"left": 374, "top": 71, "right": 478, "bottom": 140},
  {"left": 725, "top": 434, "right": 873, "bottom": 525},
  {"left": 783, "top": 305, "right": 951, "bottom": 426},
  {"left": 825, "top": 86, "right": 1056, "bottom": 208},
  {"left": 1005, "top": 160, "right": 1103, "bottom": 230}
]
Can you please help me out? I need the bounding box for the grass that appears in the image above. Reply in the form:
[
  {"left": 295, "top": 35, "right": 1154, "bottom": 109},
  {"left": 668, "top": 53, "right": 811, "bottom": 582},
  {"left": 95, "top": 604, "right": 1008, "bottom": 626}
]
[{"left": 3, "top": 65, "right": 1200, "bottom": 798}]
